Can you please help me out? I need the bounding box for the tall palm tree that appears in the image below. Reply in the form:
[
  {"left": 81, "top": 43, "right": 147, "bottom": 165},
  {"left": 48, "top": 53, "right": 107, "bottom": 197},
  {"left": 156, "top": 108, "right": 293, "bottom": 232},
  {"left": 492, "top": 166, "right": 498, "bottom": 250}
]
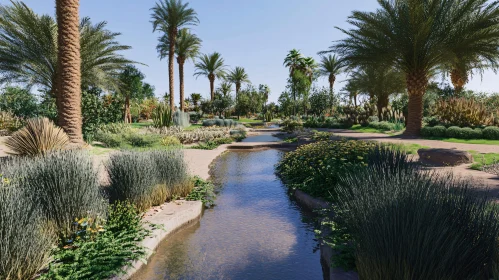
[
  {"left": 283, "top": 49, "right": 303, "bottom": 76},
  {"left": 318, "top": 54, "right": 344, "bottom": 93},
  {"left": 190, "top": 93, "right": 201, "bottom": 107},
  {"left": 0, "top": 2, "right": 134, "bottom": 97},
  {"left": 194, "top": 52, "right": 227, "bottom": 101},
  {"left": 151, "top": 0, "right": 199, "bottom": 112},
  {"left": 216, "top": 81, "right": 233, "bottom": 98},
  {"left": 226, "top": 67, "right": 250, "bottom": 96},
  {"left": 55, "top": 0, "right": 82, "bottom": 143},
  {"left": 157, "top": 28, "right": 201, "bottom": 111},
  {"left": 300, "top": 57, "right": 317, "bottom": 82},
  {"left": 333, "top": 0, "right": 499, "bottom": 136}
]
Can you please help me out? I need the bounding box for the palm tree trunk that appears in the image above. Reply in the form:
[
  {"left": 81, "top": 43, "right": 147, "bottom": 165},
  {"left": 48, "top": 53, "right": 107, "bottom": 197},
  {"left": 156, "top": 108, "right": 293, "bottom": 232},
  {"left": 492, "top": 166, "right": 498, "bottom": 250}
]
[
  {"left": 450, "top": 68, "right": 467, "bottom": 94},
  {"left": 209, "top": 76, "right": 215, "bottom": 101},
  {"left": 168, "top": 32, "right": 176, "bottom": 112},
  {"left": 405, "top": 71, "right": 428, "bottom": 136},
  {"left": 124, "top": 95, "right": 131, "bottom": 123},
  {"left": 329, "top": 74, "right": 335, "bottom": 94},
  {"left": 236, "top": 83, "right": 240, "bottom": 120},
  {"left": 178, "top": 57, "right": 185, "bottom": 112},
  {"left": 56, "top": 0, "right": 82, "bottom": 143},
  {"left": 377, "top": 95, "right": 389, "bottom": 121}
]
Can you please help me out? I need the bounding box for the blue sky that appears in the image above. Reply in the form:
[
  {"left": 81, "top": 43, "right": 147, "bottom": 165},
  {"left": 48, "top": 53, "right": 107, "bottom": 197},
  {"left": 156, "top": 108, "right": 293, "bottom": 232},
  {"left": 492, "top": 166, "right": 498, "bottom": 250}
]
[{"left": 5, "top": 0, "right": 499, "bottom": 103}]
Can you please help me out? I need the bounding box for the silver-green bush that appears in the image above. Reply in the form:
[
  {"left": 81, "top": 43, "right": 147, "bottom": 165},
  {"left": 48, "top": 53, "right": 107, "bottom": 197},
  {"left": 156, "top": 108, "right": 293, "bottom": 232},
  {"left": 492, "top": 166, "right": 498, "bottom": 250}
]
[
  {"left": 0, "top": 186, "right": 53, "bottom": 280},
  {"left": 336, "top": 161, "right": 499, "bottom": 279},
  {"left": 5, "top": 150, "right": 107, "bottom": 236},
  {"left": 173, "top": 110, "right": 190, "bottom": 128}
]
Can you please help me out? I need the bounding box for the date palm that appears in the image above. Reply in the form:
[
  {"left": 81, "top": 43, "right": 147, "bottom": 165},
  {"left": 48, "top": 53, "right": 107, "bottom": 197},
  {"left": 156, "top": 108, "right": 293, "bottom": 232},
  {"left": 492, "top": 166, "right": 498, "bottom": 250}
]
[
  {"left": 226, "top": 67, "right": 250, "bottom": 96},
  {"left": 157, "top": 28, "right": 201, "bottom": 111},
  {"left": 190, "top": 93, "right": 201, "bottom": 107},
  {"left": 333, "top": 0, "right": 499, "bottom": 136},
  {"left": 151, "top": 0, "right": 199, "bottom": 111},
  {"left": 283, "top": 49, "right": 303, "bottom": 76},
  {"left": 216, "top": 81, "right": 233, "bottom": 98},
  {"left": 300, "top": 57, "right": 317, "bottom": 82},
  {"left": 194, "top": 52, "right": 227, "bottom": 101},
  {"left": 0, "top": 2, "right": 134, "bottom": 97},
  {"left": 318, "top": 54, "right": 344, "bottom": 93},
  {"left": 55, "top": 0, "right": 82, "bottom": 143}
]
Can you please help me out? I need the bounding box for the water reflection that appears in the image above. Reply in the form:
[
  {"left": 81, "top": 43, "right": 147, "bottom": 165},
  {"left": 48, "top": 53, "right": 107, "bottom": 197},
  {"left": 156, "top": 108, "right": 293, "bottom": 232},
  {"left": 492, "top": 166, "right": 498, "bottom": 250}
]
[
  {"left": 132, "top": 150, "right": 322, "bottom": 280},
  {"left": 241, "top": 132, "right": 281, "bottom": 142}
]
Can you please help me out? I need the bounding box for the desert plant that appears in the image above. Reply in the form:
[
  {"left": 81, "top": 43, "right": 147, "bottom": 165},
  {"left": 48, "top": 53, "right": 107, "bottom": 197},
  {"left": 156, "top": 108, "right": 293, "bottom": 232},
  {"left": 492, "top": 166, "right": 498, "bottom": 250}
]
[
  {"left": 161, "top": 136, "right": 181, "bottom": 146},
  {"left": 125, "top": 133, "right": 160, "bottom": 147},
  {"left": 152, "top": 102, "right": 173, "bottom": 128},
  {"left": 3, "top": 150, "right": 106, "bottom": 238},
  {"left": 96, "top": 123, "right": 133, "bottom": 134},
  {"left": 0, "top": 185, "right": 54, "bottom": 280},
  {"left": 0, "top": 111, "right": 23, "bottom": 133},
  {"left": 94, "top": 132, "right": 124, "bottom": 148},
  {"left": 5, "top": 118, "right": 69, "bottom": 156},
  {"left": 173, "top": 109, "right": 190, "bottom": 128},
  {"left": 483, "top": 126, "right": 499, "bottom": 140},
  {"left": 434, "top": 98, "right": 495, "bottom": 128},
  {"left": 336, "top": 163, "right": 499, "bottom": 279}
]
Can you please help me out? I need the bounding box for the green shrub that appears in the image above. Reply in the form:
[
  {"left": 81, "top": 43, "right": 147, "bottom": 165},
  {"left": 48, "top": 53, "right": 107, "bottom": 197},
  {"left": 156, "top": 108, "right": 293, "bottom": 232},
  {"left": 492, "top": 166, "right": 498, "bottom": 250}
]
[
  {"left": 186, "top": 177, "right": 216, "bottom": 207},
  {"left": 431, "top": 125, "right": 447, "bottom": 137},
  {"left": 202, "top": 119, "right": 216, "bottom": 126},
  {"left": 460, "top": 127, "right": 475, "bottom": 139},
  {"left": 336, "top": 163, "right": 499, "bottom": 279},
  {"left": 276, "top": 140, "right": 379, "bottom": 200},
  {"left": 94, "top": 132, "right": 124, "bottom": 148},
  {"left": 0, "top": 111, "right": 23, "bottom": 133},
  {"left": 312, "top": 131, "right": 332, "bottom": 141},
  {"left": 161, "top": 136, "right": 181, "bottom": 147},
  {"left": 473, "top": 127, "right": 483, "bottom": 139},
  {"left": 483, "top": 126, "right": 499, "bottom": 140},
  {"left": 191, "top": 137, "right": 234, "bottom": 150},
  {"left": 41, "top": 201, "right": 148, "bottom": 280},
  {"left": 152, "top": 103, "right": 173, "bottom": 128},
  {"left": 0, "top": 185, "right": 54, "bottom": 280},
  {"left": 5, "top": 118, "right": 69, "bottom": 156},
  {"left": 445, "top": 126, "right": 462, "bottom": 138},
  {"left": 202, "top": 118, "right": 237, "bottom": 128},
  {"left": 281, "top": 118, "right": 303, "bottom": 132},
  {"left": 368, "top": 121, "right": 395, "bottom": 131},
  {"left": 125, "top": 133, "right": 159, "bottom": 147},
  {"left": 173, "top": 110, "right": 190, "bottom": 128},
  {"left": 435, "top": 97, "right": 494, "bottom": 127},
  {"left": 4, "top": 150, "right": 106, "bottom": 237},
  {"left": 96, "top": 123, "right": 133, "bottom": 135}
]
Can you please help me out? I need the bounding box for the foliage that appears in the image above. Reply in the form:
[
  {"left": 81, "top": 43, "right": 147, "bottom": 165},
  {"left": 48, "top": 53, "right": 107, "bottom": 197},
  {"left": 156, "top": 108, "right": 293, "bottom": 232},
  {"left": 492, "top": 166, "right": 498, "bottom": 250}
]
[
  {"left": 97, "top": 123, "right": 133, "bottom": 135},
  {"left": 125, "top": 133, "right": 160, "bottom": 148},
  {"left": 0, "top": 111, "right": 23, "bottom": 133},
  {"left": 106, "top": 150, "right": 188, "bottom": 211},
  {"left": 186, "top": 177, "right": 216, "bottom": 207},
  {"left": 40, "top": 201, "right": 148, "bottom": 280},
  {"left": 193, "top": 52, "right": 227, "bottom": 93},
  {"left": 152, "top": 102, "right": 173, "bottom": 128},
  {"left": 483, "top": 126, "right": 499, "bottom": 140},
  {"left": 2, "top": 150, "right": 106, "bottom": 238},
  {"left": 0, "top": 2, "right": 134, "bottom": 94},
  {"left": 94, "top": 132, "right": 124, "bottom": 148},
  {"left": 281, "top": 117, "right": 303, "bottom": 132},
  {"left": 5, "top": 118, "right": 69, "bottom": 156},
  {"left": 335, "top": 161, "right": 499, "bottom": 279},
  {"left": 420, "top": 125, "right": 447, "bottom": 138},
  {"left": 308, "top": 87, "right": 335, "bottom": 116},
  {"left": 276, "top": 140, "right": 379, "bottom": 200},
  {"left": 150, "top": 126, "right": 230, "bottom": 144},
  {"left": 161, "top": 136, "right": 181, "bottom": 147},
  {"left": 202, "top": 118, "right": 237, "bottom": 128},
  {"left": 422, "top": 125, "right": 487, "bottom": 140},
  {"left": 434, "top": 97, "right": 495, "bottom": 128},
  {"left": 0, "top": 184, "right": 53, "bottom": 280},
  {"left": 173, "top": 109, "right": 190, "bottom": 128},
  {"left": 190, "top": 137, "right": 233, "bottom": 150},
  {"left": 0, "top": 86, "right": 38, "bottom": 118},
  {"left": 283, "top": 136, "right": 298, "bottom": 143}
]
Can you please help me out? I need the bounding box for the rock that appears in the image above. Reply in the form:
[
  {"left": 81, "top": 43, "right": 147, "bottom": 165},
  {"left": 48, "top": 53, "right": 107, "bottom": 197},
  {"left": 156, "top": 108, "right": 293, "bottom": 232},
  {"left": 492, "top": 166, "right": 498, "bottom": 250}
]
[{"left": 417, "top": 148, "right": 473, "bottom": 166}]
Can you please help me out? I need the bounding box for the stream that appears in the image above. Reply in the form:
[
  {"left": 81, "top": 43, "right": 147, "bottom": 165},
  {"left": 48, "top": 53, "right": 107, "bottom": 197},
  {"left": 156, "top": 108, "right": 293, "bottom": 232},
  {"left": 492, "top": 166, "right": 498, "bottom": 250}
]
[{"left": 132, "top": 148, "right": 323, "bottom": 280}]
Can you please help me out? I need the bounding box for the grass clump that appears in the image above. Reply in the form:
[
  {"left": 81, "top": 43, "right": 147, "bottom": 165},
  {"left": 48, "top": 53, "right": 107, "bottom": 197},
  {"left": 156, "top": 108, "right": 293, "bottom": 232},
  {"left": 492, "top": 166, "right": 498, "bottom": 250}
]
[
  {"left": 190, "top": 137, "right": 234, "bottom": 150},
  {"left": 5, "top": 118, "right": 69, "bottom": 156},
  {"left": 40, "top": 201, "right": 148, "bottom": 280},
  {"left": 334, "top": 160, "right": 499, "bottom": 279},
  {"left": 186, "top": 177, "right": 216, "bottom": 207},
  {"left": 161, "top": 136, "right": 181, "bottom": 147}
]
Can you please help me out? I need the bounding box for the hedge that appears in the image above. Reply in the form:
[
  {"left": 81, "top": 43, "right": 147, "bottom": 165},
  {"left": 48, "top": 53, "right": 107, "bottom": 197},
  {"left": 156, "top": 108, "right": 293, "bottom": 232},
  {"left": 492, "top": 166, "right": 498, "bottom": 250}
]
[{"left": 422, "top": 126, "right": 492, "bottom": 140}]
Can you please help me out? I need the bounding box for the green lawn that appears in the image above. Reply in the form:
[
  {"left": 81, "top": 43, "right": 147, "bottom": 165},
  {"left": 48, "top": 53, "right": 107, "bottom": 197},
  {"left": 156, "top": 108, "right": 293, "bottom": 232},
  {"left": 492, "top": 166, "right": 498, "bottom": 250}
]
[
  {"left": 184, "top": 124, "right": 202, "bottom": 131},
  {"left": 424, "top": 137, "right": 499, "bottom": 146},
  {"left": 238, "top": 118, "right": 263, "bottom": 123},
  {"left": 130, "top": 122, "right": 153, "bottom": 129},
  {"left": 387, "top": 143, "right": 429, "bottom": 155},
  {"left": 350, "top": 124, "right": 403, "bottom": 136},
  {"left": 468, "top": 150, "right": 499, "bottom": 170}
]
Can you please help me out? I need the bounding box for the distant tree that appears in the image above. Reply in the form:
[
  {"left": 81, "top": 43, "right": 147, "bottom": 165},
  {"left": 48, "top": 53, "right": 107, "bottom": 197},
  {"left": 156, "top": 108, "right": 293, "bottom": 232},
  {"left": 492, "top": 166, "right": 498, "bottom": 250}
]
[
  {"left": 0, "top": 86, "right": 38, "bottom": 118},
  {"left": 151, "top": 0, "right": 199, "bottom": 111},
  {"left": 216, "top": 81, "right": 233, "bottom": 98},
  {"left": 309, "top": 87, "right": 335, "bottom": 116},
  {"left": 118, "top": 65, "right": 155, "bottom": 123},
  {"left": 317, "top": 54, "right": 344, "bottom": 93},
  {"left": 194, "top": 52, "right": 227, "bottom": 101}
]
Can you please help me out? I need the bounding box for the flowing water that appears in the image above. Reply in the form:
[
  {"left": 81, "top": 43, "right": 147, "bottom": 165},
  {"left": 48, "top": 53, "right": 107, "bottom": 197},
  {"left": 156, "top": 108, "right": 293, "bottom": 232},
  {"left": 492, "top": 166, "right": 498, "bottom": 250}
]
[
  {"left": 240, "top": 132, "right": 281, "bottom": 142},
  {"left": 132, "top": 149, "right": 323, "bottom": 280}
]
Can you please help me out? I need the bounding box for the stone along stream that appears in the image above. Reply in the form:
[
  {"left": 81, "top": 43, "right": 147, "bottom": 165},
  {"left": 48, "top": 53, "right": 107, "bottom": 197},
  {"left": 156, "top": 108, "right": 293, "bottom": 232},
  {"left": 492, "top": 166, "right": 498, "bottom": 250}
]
[{"left": 132, "top": 149, "right": 323, "bottom": 280}]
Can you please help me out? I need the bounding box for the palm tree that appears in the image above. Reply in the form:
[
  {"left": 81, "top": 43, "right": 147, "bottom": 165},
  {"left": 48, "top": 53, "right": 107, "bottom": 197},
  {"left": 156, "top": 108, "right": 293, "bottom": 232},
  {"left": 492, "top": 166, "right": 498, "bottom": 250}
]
[
  {"left": 157, "top": 28, "right": 201, "bottom": 111},
  {"left": 226, "top": 67, "right": 250, "bottom": 96},
  {"left": 216, "top": 81, "right": 233, "bottom": 98},
  {"left": 283, "top": 49, "right": 303, "bottom": 76},
  {"left": 0, "top": 2, "right": 134, "bottom": 97},
  {"left": 55, "top": 0, "right": 82, "bottom": 143},
  {"left": 194, "top": 52, "right": 227, "bottom": 101},
  {"left": 190, "top": 93, "right": 201, "bottom": 107},
  {"left": 151, "top": 0, "right": 199, "bottom": 112},
  {"left": 318, "top": 54, "right": 344, "bottom": 93},
  {"left": 333, "top": 0, "right": 499, "bottom": 136},
  {"left": 348, "top": 65, "right": 405, "bottom": 120},
  {"left": 300, "top": 57, "right": 317, "bottom": 82}
]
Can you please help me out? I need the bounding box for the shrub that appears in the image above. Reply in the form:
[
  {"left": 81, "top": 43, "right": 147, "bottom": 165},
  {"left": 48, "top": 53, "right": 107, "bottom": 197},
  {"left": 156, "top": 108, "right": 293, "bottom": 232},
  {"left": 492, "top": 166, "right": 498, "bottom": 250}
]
[
  {"left": 94, "top": 132, "right": 124, "bottom": 148},
  {"left": 276, "top": 140, "right": 379, "bottom": 200},
  {"left": 434, "top": 97, "right": 494, "bottom": 127},
  {"left": 107, "top": 150, "right": 188, "bottom": 210},
  {"left": 460, "top": 127, "right": 476, "bottom": 139},
  {"left": 40, "top": 201, "right": 148, "bottom": 280},
  {"left": 152, "top": 103, "right": 173, "bottom": 128},
  {"left": 96, "top": 123, "right": 133, "bottom": 135},
  {"left": 161, "top": 136, "right": 181, "bottom": 147},
  {"left": 186, "top": 177, "right": 216, "bottom": 207},
  {"left": 368, "top": 121, "right": 395, "bottom": 131},
  {"left": 125, "top": 133, "right": 159, "bottom": 147},
  {"left": 0, "top": 111, "right": 23, "bottom": 133},
  {"left": 281, "top": 118, "right": 303, "bottom": 132},
  {"left": 336, "top": 164, "right": 499, "bottom": 279},
  {"left": 431, "top": 125, "right": 447, "bottom": 137},
  {"left": 483, "top": 126, "right": 499, "bottom": 140},
  {"left": 445, "top": 126, "right": 463, "bottom": 138},
  {"left": 312, "top": 131, "right": 332, "bottom": 141},
  {"left": 5, "top": 118, "right": 69, "bottom": 156},
  {"left": 191, "top": 137, "right": 234, "bottom": 150},
  {"left": 423, "top": 116, "right": 440, "bottom": 127},
  {"left": 0, "top": 185, "right": 54, "bottom": 280},
  {"left": 202, "top": 118, "right": 237, "bottom": 128},
  {"left": 2, "top": 150, "right": 106, "bottom": 238}
]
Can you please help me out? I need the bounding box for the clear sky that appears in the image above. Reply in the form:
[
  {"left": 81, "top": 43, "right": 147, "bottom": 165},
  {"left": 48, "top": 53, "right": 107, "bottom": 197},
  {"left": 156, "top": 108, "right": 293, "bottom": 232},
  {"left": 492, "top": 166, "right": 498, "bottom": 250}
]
[{"left": 4, "top": 0, "right": 499, "bottom": 103}]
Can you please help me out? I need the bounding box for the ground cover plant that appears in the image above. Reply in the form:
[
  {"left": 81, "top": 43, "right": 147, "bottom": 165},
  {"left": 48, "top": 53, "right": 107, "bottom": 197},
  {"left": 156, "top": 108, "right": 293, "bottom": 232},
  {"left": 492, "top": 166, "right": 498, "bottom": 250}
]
[{"left": 276, "top": 139, "right": 379, "bottom": 200}]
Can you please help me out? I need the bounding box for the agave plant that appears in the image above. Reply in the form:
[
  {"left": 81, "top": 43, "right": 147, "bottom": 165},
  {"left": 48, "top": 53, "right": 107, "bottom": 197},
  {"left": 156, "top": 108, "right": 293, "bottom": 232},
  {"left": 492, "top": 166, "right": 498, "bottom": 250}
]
[
  {"left": 5, "top": 118, "right": 69, "bottom": 156},
  {"left": 152, "top": 102, "right": 173, "bottom": 128}
]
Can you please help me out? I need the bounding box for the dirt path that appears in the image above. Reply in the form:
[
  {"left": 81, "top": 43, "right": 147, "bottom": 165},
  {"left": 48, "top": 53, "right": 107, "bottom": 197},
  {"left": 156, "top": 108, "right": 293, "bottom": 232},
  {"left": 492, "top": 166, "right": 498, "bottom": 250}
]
[{"left": 327, "top": 129, "right": 499, "bottom": 153}]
